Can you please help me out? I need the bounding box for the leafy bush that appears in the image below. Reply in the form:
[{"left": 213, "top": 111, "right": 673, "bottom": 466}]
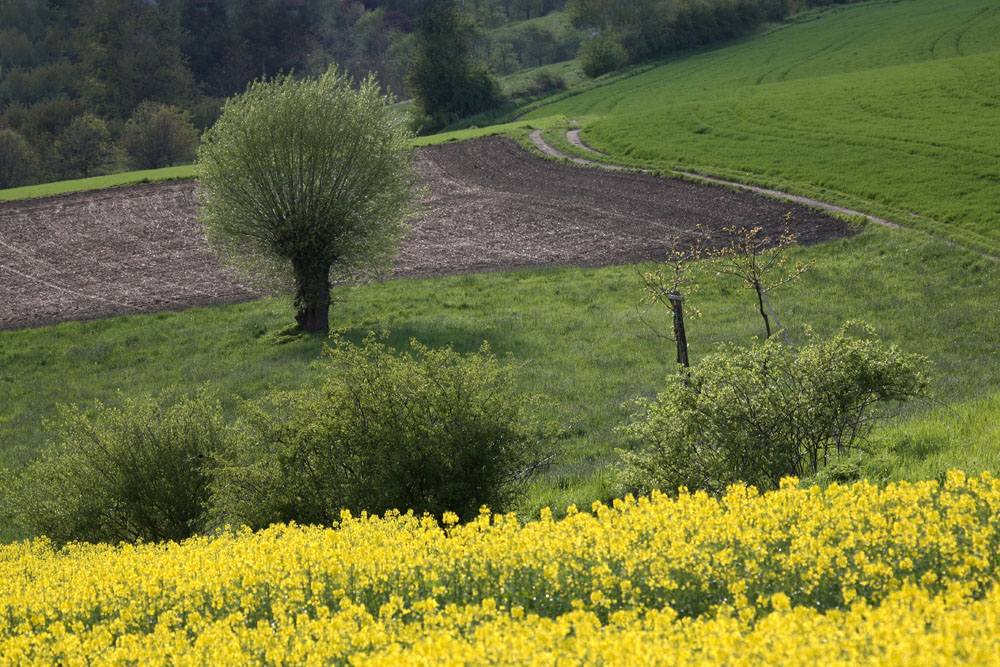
[
  {"left": 0, "top": 128, "right": 38, "bottom": 188},
  {"left": 119, "top": 100, "right": 198, "bottom": 169},
  {"left": 209, "top": 334, "right": 555, "bottom": 529},
  {"left": 52, "top": 112, "right": 115, "bottom": 179},
  {"left": 529, "top": 71, "right": 568, "bottom": 96},
  {"left": 579, "top": 34, "right": 629, "bottom": 78},
  {"left": 0, "top": 391, "right": 228, "bottom": 545},
  {"left": 619, "top": 322, "right": 929, "bottom": 495}
]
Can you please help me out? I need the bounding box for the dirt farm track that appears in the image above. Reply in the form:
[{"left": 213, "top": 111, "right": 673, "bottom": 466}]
[{"left": 0, "top": 136, "right": 854, "bottom": 331}]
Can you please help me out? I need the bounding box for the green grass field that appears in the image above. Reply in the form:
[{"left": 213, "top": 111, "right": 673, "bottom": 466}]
[
  {"left": 0, "top": 165, "right": 196, "bottom": 201},
  {"left": 0, "top": 124, "right": 566, "bottom": 201},
  {"left": 3, "top": 223, "right": 999, "bottom": 540},
  {"left": 487, "top": 10, "right": 587, "bottom": 94},
  {"left": 524, "top": 0, "right": 1000, "bottom": 255},
  {"left": 2, "top": 0, "right": 999, "bottom": 543}
]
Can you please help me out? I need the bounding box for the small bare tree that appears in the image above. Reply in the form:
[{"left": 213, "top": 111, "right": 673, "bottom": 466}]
[
  {"left": 638, "top": 235, "right": 708, "bottom": 367},
  {"left": 708, "top": 225, "right": 813, "bottom": 344}
]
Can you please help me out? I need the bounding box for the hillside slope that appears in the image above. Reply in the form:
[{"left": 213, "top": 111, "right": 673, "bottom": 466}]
[{"left": 525, "top": 0, "right": 1000, "bottom": 253}]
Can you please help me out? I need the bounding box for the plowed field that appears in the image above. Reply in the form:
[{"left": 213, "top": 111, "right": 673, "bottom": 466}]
[{"left": 0, "top": 137, "right": 854, "bottom": 330}]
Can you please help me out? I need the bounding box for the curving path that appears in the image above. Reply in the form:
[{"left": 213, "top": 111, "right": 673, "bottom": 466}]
[
  {"left": 546, "top": 130, "right": 1000, "bottom": 265},
  {"left": 531, "top": 129, "right": 902, "bottom": 230}
]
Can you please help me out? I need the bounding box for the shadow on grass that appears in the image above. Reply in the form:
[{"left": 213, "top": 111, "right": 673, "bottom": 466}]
[
  {"left": 331, "top": 323, "right": 528, "bottom": 358},
  {"left": 887, "top": 433, "right": 945, "bottom": 461}
]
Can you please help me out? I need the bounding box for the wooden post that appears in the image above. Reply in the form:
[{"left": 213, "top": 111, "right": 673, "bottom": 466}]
[{"left": 667, "top": 292, "right": 689, "bottom": 368}]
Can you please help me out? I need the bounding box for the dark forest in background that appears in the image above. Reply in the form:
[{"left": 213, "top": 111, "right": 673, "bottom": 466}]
[
  {"left": 0, "top": 0, "right": 571, "bottom": 186},
  {"left": 0, "top": 0, "right": 864, "bottom": 187}
]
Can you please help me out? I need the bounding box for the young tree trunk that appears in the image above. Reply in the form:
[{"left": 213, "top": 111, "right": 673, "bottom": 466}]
[
  {"left": 754, "top": 282, "right": 771, "bottom": 338},
  {"left": 668, "top": 292, "right": 689, "bottom": 368},
  {"left": 293, "top": 263, "right": 331, "bottom": 333}
]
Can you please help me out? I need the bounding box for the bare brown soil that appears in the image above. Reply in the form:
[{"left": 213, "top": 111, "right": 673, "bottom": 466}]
[{"left": 0, "top": 136, "right": 854, "bottom": 331}]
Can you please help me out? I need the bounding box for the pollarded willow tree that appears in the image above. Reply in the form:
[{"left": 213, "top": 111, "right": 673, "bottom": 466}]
[{"left": 197, "top": 67, "right": 420, "bottom": 332}]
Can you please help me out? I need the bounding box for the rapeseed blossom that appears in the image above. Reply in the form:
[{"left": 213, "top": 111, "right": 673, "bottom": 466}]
[{"left": 2, "top": 471, "right": 1000, "bottom": 664}]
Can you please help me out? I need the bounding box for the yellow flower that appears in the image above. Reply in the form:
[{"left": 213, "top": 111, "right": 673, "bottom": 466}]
[
  {"left": 3, "top": 472, "right": 1000, "bottom": 663},
  {"left": 770, "top": 593, "right": 791, "bottom": 612}
]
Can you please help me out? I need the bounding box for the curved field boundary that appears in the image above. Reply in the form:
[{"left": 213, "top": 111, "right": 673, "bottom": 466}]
[
  {"left": 538, "top": 129, "right": 1000, "bottom": 265},
  {"left": 0, "top": 137, "right": 855, "bottom": 331},
  {"left": 533, "top": 130, "right": 900, "bottom": 229}
]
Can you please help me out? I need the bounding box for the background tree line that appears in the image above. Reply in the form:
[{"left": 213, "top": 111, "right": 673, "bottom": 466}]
[
  {"left": 0, "top": 0, "right": 469, "bottom": 187},
  {"left": 1, "top": 0, "right": 867, "bottom": 188}
]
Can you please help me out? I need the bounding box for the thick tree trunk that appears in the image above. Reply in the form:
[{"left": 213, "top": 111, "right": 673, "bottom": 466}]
[{"left": 293, "top": 262, "right": 331, "bottom": 333}]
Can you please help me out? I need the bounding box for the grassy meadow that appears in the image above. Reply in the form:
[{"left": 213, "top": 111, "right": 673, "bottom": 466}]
[
  {"left": 524, "top": 0, "right": 1000, "bottom": 255},
  {"left": 0, "top": 165, "right": 196, "bottom": 202},
  {"left": 1, "top": 0, "right": 997, "bottom": 531},
  {"left": 3, "top": 224, "right": 999, "bottom": 540},
  {"left": 2, "top": 0, "right": 1000, "bottom": 657}
]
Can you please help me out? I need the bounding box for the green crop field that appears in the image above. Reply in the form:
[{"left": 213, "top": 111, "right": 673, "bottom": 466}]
[{"left": 524, "top": 0, "right": 1000, "bottom": 255}]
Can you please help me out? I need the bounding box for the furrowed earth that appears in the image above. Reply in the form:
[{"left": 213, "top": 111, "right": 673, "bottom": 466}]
[{"left": 0, "top": 136, "right": 855, "bottom": 331}]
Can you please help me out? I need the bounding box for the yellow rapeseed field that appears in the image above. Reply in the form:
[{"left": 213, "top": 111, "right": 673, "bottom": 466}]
[{"left": 3, "top": 471, "right": 1000, "bottom": 664}]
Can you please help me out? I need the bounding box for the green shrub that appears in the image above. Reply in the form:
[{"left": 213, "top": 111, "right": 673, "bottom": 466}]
[
  {"left": 119, "top": 101, "right": 199, "bottom": 170},
  {"left": 209, "top": 334, "right": 555, "bottom": 529},
  {"left": 0, "top": 391, "right": 228, "bottom": 545},
  {"left": 528, "top": 71, "right": 568, "bottom": 96},
  {"left": 0, "top": 128, "right": 38, "bottom": 188},
  {"left": 579, "top": 34, "right": 630, "bottom": 78},
  {"left": 619, "top": 322, "right": 930, "bottom": 495},
  {"left": 52, "top": 112, "right": 115, "bottom": 179}
]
